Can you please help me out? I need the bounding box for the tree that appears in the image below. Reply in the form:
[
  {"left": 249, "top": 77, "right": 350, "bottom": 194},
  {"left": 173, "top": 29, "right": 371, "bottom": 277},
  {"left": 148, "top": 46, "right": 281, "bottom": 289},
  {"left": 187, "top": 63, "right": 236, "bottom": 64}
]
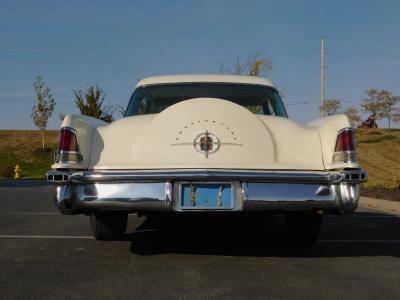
[
  {"left": 361, "top": 89, "right": 381, "bottom": 117},
  {"left": 379, "top": 91, "right": 400, "bottom": 128},
  {"left": 217, "top": 51, "right": 272, "bottom": 77},
  {"left": 73, "top": 85, "right": 114, "bottom": 123},
  {"left": 343, "top": 106, "right": 361, "bottom": 128},
  {"left": 116, "top": 105, "right": 126, "bottom": 117},
  {"left": 392, "top": 107, "right": 400, "bottom": 125},
  {"left": 31, "top": 76, "right": 56, "bottom": 149},
  {"left": 362, "top": 89, "right": 400, "bottom": 128},
  {"left": 319, "top": 99, "right": 341, "bottom": 116}
]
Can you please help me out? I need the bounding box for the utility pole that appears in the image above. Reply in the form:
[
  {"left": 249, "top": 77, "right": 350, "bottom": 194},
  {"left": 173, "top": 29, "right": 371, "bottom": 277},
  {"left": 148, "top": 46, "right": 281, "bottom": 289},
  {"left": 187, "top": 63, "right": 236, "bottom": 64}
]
[{"left": 320, "top": 36, "right": 326, "bottom": 117}]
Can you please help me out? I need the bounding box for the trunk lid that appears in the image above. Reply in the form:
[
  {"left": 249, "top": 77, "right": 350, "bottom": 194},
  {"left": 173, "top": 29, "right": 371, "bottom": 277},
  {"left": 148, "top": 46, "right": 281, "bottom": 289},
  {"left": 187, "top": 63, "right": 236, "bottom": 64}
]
[{"left": 90, "top": 98, "right": 324, "bottom": 170}]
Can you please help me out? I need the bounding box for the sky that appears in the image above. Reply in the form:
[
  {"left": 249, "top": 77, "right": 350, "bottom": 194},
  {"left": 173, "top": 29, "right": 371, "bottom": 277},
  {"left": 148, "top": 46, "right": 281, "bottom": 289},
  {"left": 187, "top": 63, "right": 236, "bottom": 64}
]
[{"left": 1, "top": 0, "right": 400, "bottom": 129}]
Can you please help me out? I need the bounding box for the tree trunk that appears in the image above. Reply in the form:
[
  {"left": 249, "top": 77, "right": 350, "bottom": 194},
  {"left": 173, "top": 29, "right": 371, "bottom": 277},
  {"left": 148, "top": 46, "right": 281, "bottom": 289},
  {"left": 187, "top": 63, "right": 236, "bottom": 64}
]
[{"left": 41, "top": 130, "right": 45, "bottom": 149}]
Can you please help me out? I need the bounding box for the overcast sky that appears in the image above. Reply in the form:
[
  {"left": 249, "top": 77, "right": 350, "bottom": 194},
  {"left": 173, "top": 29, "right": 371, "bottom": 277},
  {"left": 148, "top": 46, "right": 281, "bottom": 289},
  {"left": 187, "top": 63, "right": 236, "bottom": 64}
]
[{"left": 1, "top": 0, "right": 400, "bottom": 129}]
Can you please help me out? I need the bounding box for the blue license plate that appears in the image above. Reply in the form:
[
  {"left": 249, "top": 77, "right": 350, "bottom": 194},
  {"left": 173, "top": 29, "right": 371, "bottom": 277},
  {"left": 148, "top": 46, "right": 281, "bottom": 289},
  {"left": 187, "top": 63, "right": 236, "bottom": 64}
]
[{"left": 181, "top": 183, "right": 233, "bottom": 209}]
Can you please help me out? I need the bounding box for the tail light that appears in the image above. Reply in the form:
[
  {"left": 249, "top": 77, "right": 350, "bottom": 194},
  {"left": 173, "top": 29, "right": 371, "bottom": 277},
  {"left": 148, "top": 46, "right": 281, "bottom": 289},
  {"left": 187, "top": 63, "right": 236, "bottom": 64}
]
[
  {"left": 55, "top": 127, "right": 83, "bottom": 163},
  {"left": 332, "top": 129, "right": 356, "bottom": 163},
  {"left": 59, "top": 128, "right": 79, "bottom": 152}
]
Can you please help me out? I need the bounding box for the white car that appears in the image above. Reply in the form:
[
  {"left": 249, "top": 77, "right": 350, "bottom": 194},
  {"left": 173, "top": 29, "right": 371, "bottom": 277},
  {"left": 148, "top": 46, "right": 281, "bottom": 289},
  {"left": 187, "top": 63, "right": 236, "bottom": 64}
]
[{"left": 47, "top": 74, "right": 367, "bottom": 242}]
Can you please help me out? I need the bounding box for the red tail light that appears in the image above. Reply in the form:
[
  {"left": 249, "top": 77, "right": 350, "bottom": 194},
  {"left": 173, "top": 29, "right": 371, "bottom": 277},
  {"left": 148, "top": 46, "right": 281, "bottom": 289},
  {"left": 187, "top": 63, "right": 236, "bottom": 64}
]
[
  {"left": 335, "top": 130, "right": 355, "bottom": 152},
  {"left": 333, "top": 129, "right": 356, "bottom": 163},
  {"left": 55, "top": 128, "right": 83, "bottom": 163},
  {"left": 59, "top": 128, "right": 79, "bottom": 152}
]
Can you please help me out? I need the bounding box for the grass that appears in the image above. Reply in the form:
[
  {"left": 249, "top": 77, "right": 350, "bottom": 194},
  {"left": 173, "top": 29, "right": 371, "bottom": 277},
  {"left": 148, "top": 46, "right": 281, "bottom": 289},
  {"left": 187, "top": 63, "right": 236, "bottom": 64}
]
[
  {"left": 356, "top": 128, "right": 400, "bottom": 189},
  {"left": 0, "top": 129, "right": 399, "bottom": 188},
  {"left": 0, "top": 130, "right": 58, "bottom": 179}
]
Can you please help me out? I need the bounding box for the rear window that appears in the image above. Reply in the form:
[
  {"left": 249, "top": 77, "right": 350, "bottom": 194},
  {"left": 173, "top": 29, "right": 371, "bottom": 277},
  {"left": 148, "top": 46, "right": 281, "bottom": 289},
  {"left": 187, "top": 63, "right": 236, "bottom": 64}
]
[{"left": 125, "top": 83, "right": 287, "bottom": 117}]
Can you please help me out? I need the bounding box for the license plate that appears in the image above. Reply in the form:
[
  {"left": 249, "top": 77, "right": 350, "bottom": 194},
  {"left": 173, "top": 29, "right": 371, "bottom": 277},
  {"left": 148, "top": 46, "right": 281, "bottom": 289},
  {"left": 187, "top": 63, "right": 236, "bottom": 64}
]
[{"left": 180, "top": 183, "right": 233, "bottom": 210}]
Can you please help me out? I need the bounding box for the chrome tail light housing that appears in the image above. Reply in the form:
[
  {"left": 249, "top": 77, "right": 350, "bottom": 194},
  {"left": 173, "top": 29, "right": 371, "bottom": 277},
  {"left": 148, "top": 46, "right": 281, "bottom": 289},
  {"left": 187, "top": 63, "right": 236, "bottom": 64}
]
[
  {"left": 55, "top": 127, "right": 83, "bottom": 164},
  {"left": 332, "top": 128, "right": 357, "bottom": 163}
]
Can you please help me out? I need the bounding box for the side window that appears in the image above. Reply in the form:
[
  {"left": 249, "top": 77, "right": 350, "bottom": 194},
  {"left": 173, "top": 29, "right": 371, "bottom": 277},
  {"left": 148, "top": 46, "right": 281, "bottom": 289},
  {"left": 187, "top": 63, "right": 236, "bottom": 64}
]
[
  {"left": 137, "top": 96, "right": 150, "bottom": 115},
  {"left": 266, "top": 98, "right": 276, "bottom": 116}
]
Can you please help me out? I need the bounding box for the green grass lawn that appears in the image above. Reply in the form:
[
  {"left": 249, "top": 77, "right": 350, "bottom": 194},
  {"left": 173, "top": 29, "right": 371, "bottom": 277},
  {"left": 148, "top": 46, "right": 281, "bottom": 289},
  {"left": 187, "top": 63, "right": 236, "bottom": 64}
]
[
  {"left": 356, "top": 128, "right": 400, "bottom": 189},
  {"left": 0, "top": 130, "right": 58, "bottom": 179},
  {"left": 0, "top": 129, "right": 399, "bottom": 188}
]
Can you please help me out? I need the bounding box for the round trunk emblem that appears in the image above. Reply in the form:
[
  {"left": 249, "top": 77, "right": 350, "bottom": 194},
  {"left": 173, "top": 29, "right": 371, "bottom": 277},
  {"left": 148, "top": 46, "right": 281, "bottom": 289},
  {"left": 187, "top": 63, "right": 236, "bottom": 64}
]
[{"left": 194, "top": 131, "right": 220, "bottom": 158}]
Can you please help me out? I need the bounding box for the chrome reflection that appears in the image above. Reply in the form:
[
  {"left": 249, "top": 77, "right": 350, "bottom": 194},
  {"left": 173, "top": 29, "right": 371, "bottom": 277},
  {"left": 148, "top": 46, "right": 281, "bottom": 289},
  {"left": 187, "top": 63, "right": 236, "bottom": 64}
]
[
  {"left": 78, "top": 183, "right": 167, "bottom": 202},
  {"left": 54, "top": 182, "right": 171, "bottom": 214}
]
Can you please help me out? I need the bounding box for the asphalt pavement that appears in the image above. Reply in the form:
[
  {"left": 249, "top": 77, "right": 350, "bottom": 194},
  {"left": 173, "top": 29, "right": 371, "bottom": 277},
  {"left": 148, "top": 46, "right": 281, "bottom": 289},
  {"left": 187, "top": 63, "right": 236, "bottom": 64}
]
[{"left": 0, "top": 181, "right": 400, "bottom": 299}]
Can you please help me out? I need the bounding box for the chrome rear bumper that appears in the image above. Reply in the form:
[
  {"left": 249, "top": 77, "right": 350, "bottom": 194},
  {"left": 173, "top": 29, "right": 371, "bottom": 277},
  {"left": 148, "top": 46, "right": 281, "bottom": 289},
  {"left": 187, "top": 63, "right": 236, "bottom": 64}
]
[{"left": 47, "top": 169, "right": 367, "bottom": 215}]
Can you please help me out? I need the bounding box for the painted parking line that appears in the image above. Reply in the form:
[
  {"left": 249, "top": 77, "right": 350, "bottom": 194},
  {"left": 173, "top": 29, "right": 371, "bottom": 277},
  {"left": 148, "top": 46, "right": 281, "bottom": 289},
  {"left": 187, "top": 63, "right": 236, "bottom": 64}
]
[
  {"left": 4, "top": 212, "right": 59, "bottom": 215},
  {"left": 0, "top": 235, "right": 399, "bottom": 243},
  {"left": 319, "top": 240, "right": 400, "bottom": 243},
  {"left": 327, "top": 215, "right": 398, "bottom": 218},
  {"left": 1, "top": 212, "right": 397, "bottom": 218},
  {"left": 0, "top": 235, "right": 93, "bottom": 239}
]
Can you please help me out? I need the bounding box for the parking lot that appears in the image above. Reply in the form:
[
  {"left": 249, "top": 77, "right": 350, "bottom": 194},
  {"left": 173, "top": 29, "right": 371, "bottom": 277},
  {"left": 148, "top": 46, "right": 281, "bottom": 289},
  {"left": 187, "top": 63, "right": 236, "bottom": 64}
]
[{"left": 1, "top": 181, "right": 400, "bottom": 299}]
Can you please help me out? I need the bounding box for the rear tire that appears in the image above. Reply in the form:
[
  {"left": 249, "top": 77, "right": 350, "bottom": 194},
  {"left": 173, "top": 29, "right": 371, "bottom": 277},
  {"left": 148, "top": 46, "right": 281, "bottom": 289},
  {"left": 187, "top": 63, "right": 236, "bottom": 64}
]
[
  {"left": 285, "top": 213, "right": 322, "bottom": 243},
  {"left": 90, "top": 213, "right": 128, "bottom": 240}
]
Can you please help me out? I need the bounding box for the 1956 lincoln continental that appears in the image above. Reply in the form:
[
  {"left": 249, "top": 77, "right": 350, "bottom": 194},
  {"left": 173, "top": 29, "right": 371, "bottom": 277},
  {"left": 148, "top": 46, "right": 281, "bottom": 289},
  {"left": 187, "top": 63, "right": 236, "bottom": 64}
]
[{"left": 47, "top": 74, "right": 367, "bottom": 242}]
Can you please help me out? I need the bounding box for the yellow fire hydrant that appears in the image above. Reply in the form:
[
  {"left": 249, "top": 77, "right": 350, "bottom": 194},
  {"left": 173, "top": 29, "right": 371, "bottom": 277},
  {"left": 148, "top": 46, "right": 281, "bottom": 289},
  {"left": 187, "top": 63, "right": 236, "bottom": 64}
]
[{"left": 14, "top": 164, "right": 21, "bottom": 179}]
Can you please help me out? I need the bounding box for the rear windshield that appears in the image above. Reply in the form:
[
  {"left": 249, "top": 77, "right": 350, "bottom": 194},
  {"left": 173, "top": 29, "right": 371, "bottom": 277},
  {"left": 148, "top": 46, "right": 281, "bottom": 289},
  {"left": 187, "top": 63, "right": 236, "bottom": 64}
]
[{"left": 125, "top": 83, "right": 287, "bottom": 117}]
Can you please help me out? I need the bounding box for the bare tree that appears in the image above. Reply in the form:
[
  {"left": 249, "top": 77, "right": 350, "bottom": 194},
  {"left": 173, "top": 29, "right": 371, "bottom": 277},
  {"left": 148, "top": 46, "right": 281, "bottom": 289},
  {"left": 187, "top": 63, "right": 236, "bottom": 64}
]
[
  {"left": 392, "top": 107, "right": 400, "bottom": 125},
  {"left": 116, "top": 105, "right": 126, "bottom": 117},
  {"left": 362, "top": 89, "right": 381, "bottom": 117},
  {"left": 319, "top": 99, "right": 341, "bottom": 116},
  {"left": 32, "top": 76, "right": 56, "bottom": 149},
  {"left": 74, "top": 85, "right": 114, "bottom": 123},
  {"left": 362, "top": 89, "right": 400, "bottom": 128},
  {"left": 216, "top": 58, "right": 227, "bottom": 74},
  {"left": 379, "top": 91, "right": 400, "bottom": 128},
  {"left": 217, "top": 51, "right": 272, "bottom": 77},
  {"left": 343, "top": 106, "right": 361, "bottom": 128}
]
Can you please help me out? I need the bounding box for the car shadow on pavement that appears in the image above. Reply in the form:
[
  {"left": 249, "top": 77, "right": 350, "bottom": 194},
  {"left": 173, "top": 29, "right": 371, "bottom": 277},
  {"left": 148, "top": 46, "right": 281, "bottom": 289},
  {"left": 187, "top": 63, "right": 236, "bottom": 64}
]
[{"left": 126, "top": 212, "right": 400, "bottom": 258}]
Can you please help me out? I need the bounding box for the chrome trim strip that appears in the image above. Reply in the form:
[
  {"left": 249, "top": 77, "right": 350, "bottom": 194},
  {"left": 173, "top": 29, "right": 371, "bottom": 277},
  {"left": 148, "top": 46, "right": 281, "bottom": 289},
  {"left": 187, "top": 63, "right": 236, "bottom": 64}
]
[
  {"left": 337, "top": 127, "right": 354, "bottom": 135},
  {"left": 332, "top": 151, "right": 357, "bottom": 163},
  {"left": 50, "top": 170, "right": 339, "bottom": 184},
  {"left": 54, "top": 151, "right": 83, "bottom": 164},
  {"left": 165, "top": 182, "right": 173, "bottom": 208},
  {"left": 47, "top": 169, "right": 367, "bottom": 184}
]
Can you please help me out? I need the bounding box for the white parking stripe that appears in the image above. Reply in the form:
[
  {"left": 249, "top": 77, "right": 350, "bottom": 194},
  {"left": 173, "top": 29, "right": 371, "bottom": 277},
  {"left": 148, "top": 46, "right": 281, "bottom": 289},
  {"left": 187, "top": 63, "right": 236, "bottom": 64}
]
[
  {"left": 6, "top": 212, "right": 59, "bottom": 215},
  {"left": 2, "top": 213, "right": 397, "bottom": 218},
  {"left": 0, "top": 235, "right": 93, "bottom": 239},
  {"left": 327, "top": 215, "right": 398, "bottom": 219},
  {"left": 319, "top": 239, "right": 400, "bottom": 243},
  {"left": 0, "top": 236, "right": 399, "bottom": 243}
]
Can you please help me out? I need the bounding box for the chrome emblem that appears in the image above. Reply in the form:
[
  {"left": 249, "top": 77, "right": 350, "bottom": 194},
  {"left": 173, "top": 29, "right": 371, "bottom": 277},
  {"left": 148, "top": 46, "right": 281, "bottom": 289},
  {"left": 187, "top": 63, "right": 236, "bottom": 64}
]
[
  {"left": 194, "top": 131, "right": 220, "bottom": 158},
  {"left": 171, "top": 130, "right": 242, "bottom": 158}
]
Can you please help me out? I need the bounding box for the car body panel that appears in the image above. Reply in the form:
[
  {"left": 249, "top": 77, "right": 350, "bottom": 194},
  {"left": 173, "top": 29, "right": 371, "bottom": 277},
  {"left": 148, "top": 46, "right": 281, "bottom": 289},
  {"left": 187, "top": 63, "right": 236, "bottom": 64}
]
[{"left": 135, "top": 74, "right": 277, "bottom": 88}]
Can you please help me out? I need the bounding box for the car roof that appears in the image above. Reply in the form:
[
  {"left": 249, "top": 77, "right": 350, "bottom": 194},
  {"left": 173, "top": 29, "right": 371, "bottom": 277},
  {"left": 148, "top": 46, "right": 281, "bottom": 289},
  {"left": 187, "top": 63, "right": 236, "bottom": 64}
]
[{"left": 135, "top": 74, "right": 277, "bottom": 89}]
